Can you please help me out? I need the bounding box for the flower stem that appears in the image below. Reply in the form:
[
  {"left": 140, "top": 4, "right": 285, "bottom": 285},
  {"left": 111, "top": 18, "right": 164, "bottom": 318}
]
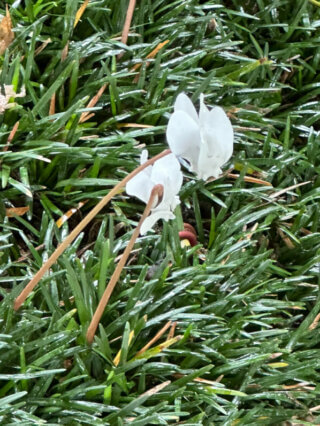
[
  {"left": 86, "top": 184, "right": 164, "bottom": 344},
  {"left": 14, "top": 150, "right": 170, "bottom": 311}
]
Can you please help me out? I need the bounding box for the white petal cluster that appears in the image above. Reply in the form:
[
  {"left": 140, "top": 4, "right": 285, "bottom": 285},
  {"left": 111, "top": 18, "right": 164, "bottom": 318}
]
[
  {"left": 166, "top": 93, "right": 233, "bottom": 180},
  {"left": 0, "top": 85, "right": 25, "bottom": 114},
  {"left": 126, "top": 150, "right": 183, "bottom": 235}
]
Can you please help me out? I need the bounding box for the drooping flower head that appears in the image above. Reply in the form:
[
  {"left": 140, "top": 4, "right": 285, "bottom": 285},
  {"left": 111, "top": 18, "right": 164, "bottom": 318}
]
[
  {"left": 126, "top": 150, "right": 183, "bottom": 235},
  {"left": 166, "top": 93, "right": 233, "bottom": 180}
]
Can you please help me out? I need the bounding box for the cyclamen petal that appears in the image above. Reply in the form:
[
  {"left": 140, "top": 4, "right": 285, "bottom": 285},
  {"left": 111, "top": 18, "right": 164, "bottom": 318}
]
[
  {"left": 126, "top": 151, "right": 183, "bottom": 235},
  {"left": 167, "top": 93, "right": 234, "bottom": 180},
  {"left": 174, "top": 92, "right": 199, "bottom": 123},
  {"left": 126, "top": 170, "right": 154, "bottom": 205},
  {"left": 166, "top": 110, "right": 201, "bottom": 173},
  {"left": 140, "top": 209, "right": 175, "bottom": 236},
  {"left": 151, "top": 153, "right": 183, "bottom": 199}
]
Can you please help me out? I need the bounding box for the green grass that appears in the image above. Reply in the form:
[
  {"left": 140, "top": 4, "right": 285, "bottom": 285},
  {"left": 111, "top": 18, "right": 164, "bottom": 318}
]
[{"left": 1, "top": 0, "right": 320, "bottom": 424}]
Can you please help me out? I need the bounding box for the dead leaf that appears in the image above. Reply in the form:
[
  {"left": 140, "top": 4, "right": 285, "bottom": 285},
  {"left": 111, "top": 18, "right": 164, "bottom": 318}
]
[
  {"left": 309, "top": 313, "right": 320, "bottom": 330},
  {"left": 6, "top": 206, "right": 29, "bottom": 217},
  {"left": 55, "top": 200, "right": 88, "bottom": 228},
  {"left": 0, "top": 5, "right": 14, "bottom": 55},
  {"left": 74, "top": 0, "right": 90, "bottom": 28}
]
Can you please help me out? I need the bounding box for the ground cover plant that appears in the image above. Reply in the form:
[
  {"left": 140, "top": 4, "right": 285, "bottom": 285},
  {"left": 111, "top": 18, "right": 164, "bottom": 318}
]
[{"left": 0, "top": 0, "right": 320, "bottom": 424}]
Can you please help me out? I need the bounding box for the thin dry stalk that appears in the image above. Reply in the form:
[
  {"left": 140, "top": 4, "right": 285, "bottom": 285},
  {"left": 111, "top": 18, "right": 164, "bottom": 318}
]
[
  {"left": 117, "top": 123, "right": 153, "bottom": 129},
  {"left": 141, "top": 380, "right": 171, "bottom": 396},
  {"left": 117, "top": 0, "right": 136, "bottom": 60},
  {"left": 79, "top": 84, "right": 107, "bottom": 123},
  {"left": 3, "top": 121, "right": 19, "bottom": 152},
  {"left": 0, "top": 121, "right": 20, "bottom": 167},
  {"left": 227, "top": 173, "right": 272, "bottom": 186},
  {"left": 269, "top": 181, "right": 311, "bottom": 199},
  {"left": 17, "top": 244, "right": 45, "bottom": 263},
  {"left": 131, "top": 40, "right": 170, "bottom": 83},
  {"left": 14, "top": 149, "right": 171, "bottom": 311},
  {"left": 86, "top": 184, "right": 164, "bottom": 344},
  {"left": 167, "top": 321, "right": 177, "bottom": 340},
  {"left": 34, "top": 38, "right": 51, "bottom": 56},
  {"left": 130, "top": 40, "right": 170, "bottom": 73},
  {"left": 135, "top": 321, "right": 172, "bottom": 357}
]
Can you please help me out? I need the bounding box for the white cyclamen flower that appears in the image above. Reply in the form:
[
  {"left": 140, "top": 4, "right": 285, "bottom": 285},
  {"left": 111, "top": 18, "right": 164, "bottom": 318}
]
[
  {"left": 166, "top": 93, "right": 233, "bottom": 180},
  {"left": 126, "top": 150, "right": 183, "bottom": 235}
]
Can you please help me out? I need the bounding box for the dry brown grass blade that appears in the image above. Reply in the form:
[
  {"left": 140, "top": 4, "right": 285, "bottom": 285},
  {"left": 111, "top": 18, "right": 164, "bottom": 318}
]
[
  {"left": 35, "top": 38, "right": 51, "bottom": 56},
  {"left": 81, "top": 113, "right": 95, "bottom": 122},
  {"left": 0, "top": 121, "right": 20, "bottom": 166},
  {"left": 14, "top": 149, "right": 171, "bottom": 312},
  {"left": 49, "top": 93, "right": 56, "bottom": 115},
  {"left": 234, "top": 126, "right": 261, "bottom": 132},
  {"left": 246, "top": 222, "right": 259, "bottom": 240},
  {"left": 117, "top": 123, "right": 154, "bottom": 129},
  {"left": 282, "top": 382, "right": 315, "bottom": 390},
  {"left": 132, "top": 40, "right": 170, "bottom": 83},
  {"left": 17, "top": 244, "right": 45, "bottom": 263},
  {"left": 117, "top": 0, "right": 136, "bottom": 60},
  {"left": 74, "top": 0, "right": 90, "bottom": 28},
  {"left": 136, "top": 321, "right": 172, "bottom": 357},
  {"left": 227, "top": 173, "right": 272, "bottom": 186},
  {"left": 79, "top": 84, "right": 107, "bottom": 123},
  {"left": 269, "top": 181, "right": 311, "bottom": 199},
  {"left": 86, "top": 184, "right": 164, "bottom": 344},
  {"left": 131, "top": 40, "right": 170, "bottom": 72},
  {"left": 173, "top": 374, "right": 224, "bottom": 386},
  {"left": 21, "top": 38, "right": 51, "bottom": 62},
  {"left": 0, "top": 5, "right": 14, "bottom": 55},
  {"left": 277, "top": 228, "right": 295, "bottom": 249},
  {"left": 167, "top": 321, "right": 177, "bottom": 340},
  {"left": 193, "top": 377, "right": 222, "bottom": 386},
  {"left": 55, "top": 200, "right": 88, "bottom": 228},
  {"left": 61, "top": 41, "right": 69, "bottom": 62},
  {"left": 309, "top": 404, "right": 320, "bottom": 413},
  {"left": 309, "top": 313, "right": 320, "bottom": 330},
  {"left": 3, "top": 121, "right": 19, "bottom": 153},
  {"left": 141, "top": 380, "right": 171, "bottom": 396}
]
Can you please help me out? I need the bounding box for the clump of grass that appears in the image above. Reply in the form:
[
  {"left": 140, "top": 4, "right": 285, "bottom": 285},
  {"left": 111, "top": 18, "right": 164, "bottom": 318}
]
[{"left": 0, "top": 0, "right": 320, "bottom": 424}]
